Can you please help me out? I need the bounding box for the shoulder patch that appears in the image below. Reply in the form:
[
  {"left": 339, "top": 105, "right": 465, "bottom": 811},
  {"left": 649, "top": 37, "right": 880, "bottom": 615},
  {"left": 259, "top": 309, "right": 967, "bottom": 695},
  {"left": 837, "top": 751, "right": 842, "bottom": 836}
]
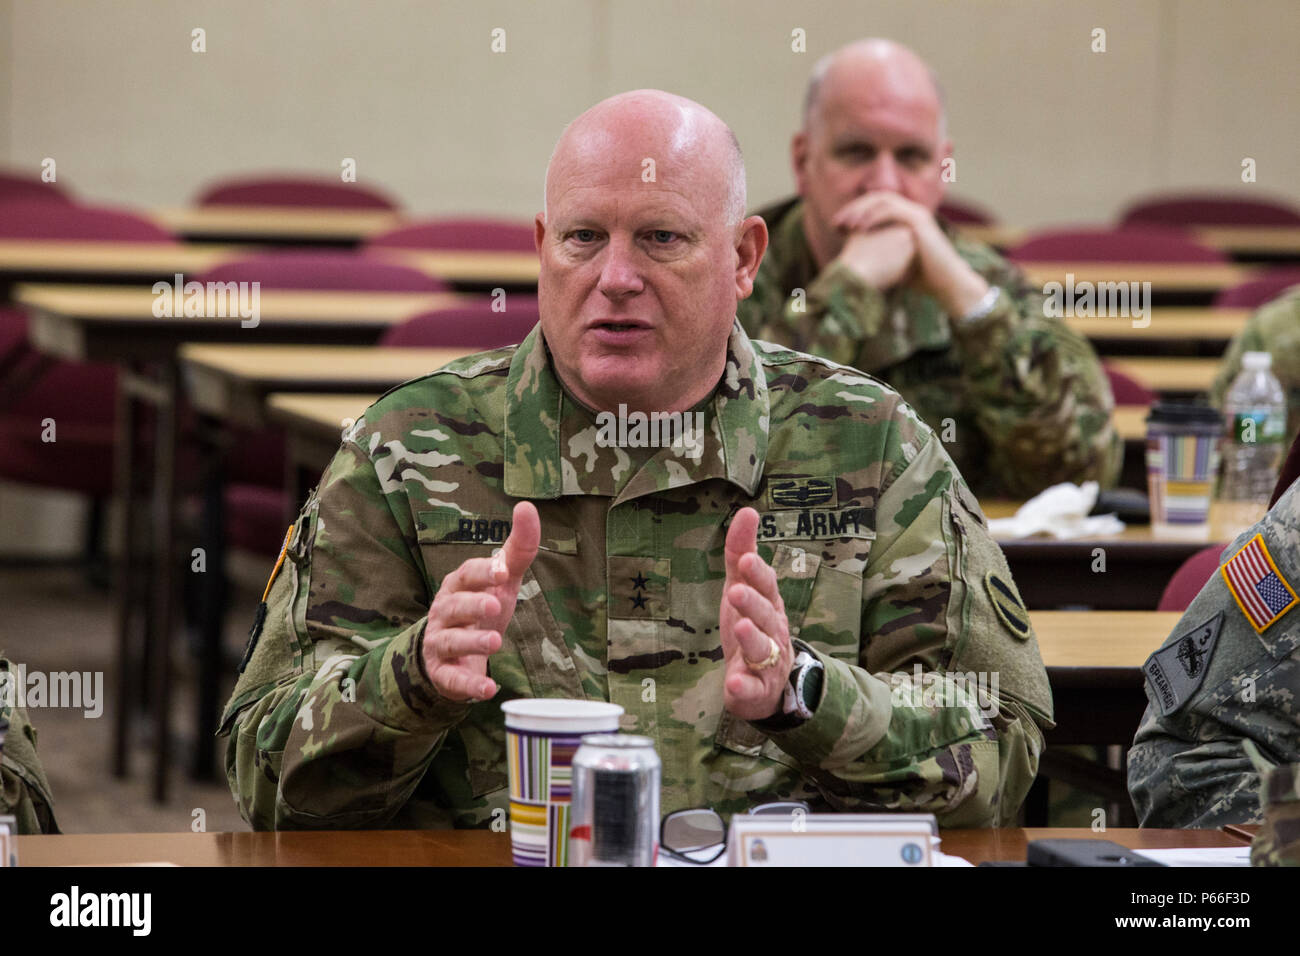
[
  {"left": 1143, "top": 611, "right": 1223, "bottom": 716},
  {"left": 1222, "top": 534, "right": 1298, "bottom": 633},
  {"left": 985, "top": 572, "right": 1030, "bottom": 639}
]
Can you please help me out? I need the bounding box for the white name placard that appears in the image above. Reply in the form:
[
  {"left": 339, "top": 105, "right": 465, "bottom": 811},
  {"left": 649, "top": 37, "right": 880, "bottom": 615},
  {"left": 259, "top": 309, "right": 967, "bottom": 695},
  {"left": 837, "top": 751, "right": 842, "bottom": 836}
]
[{"left": 726, "top": 813, "right": 938, "bottom": 867}]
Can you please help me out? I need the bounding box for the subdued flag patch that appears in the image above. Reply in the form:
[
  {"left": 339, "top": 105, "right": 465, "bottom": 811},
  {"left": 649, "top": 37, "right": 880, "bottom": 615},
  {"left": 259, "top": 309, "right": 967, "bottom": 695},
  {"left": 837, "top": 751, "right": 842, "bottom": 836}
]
[{"left": 1222, "top": 534, "right": 1298, "bottom": 633}]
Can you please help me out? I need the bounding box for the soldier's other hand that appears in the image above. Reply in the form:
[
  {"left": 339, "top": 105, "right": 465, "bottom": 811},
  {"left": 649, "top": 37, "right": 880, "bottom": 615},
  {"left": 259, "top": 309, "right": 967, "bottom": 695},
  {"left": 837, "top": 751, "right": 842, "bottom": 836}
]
[
  {"left": 421, "top": 500, "right": 540, "bottom": 702},
  {"left": 833, "top": 193, "right": 988, "bottom": 316},
  {"left": 835, "top": 225, "right": 916, "bottom": 290},
  {"left": 720, "top": 507, "right": 794, "bottom": 721}
]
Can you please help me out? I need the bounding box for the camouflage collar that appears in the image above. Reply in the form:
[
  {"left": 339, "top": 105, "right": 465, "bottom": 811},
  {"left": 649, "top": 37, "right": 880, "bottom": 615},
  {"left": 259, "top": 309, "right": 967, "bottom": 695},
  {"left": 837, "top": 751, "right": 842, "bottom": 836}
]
[{"left": 503, "top": 321, "right": 769, "bottom": 500}]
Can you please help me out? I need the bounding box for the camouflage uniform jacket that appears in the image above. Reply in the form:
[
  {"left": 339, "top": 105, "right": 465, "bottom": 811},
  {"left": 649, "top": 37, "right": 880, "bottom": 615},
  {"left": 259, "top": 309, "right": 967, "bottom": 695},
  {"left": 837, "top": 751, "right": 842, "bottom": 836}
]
[
  {"left": 1129, "top": 476, "right": 1300, "bottom": 827},
  {"left": 220, "top": 321, "right": 1054, "bottom": 830},
  {"left": 0, "top": 657, "right": 60, "bottom": 834},
  {"left": 738, "top": 197, "right": 1121, "bottom": 500},
  {"left": 1211, "top": 286, "right": 1300, "bottom": 450}
]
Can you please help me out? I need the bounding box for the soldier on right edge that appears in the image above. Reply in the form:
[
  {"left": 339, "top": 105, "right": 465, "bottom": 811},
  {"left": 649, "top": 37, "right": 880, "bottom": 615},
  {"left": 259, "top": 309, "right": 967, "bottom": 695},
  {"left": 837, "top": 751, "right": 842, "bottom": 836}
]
[{"left": 1128, "top": 463, "right": 1300, "bottom": 862}]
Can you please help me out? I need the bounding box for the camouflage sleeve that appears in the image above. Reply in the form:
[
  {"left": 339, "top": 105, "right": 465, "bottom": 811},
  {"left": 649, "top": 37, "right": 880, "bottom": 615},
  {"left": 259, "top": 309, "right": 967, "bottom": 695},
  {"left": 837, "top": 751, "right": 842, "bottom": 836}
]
[
  {"left": 0, "top": 660, "right": 60, "bottom": 834},
  {"left": 945, "top": 252, "right": 1123, "bottom": 497},
  {"left": 220, "top": 439, "right": 471, "bottom": 830},
  {"left": 1211, "top": 293, "right": 1300, "bottom": 448},
  {"left": 760, "top": 428, "right": 1055, "bottom": 827}
]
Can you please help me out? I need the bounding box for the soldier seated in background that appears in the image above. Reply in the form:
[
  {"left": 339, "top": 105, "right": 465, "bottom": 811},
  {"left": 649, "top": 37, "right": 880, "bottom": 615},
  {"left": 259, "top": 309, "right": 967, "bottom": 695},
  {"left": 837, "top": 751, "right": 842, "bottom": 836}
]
[
  {"left": 221, "top": 89, "right": 1053, "bottom": 831},
  {"left": 0, "top": 656, "right": 59, "bottom": 834},
  {"left": 739, "top": 38, "right": 1120, "bottom": 500},
  {"left": 1129, "top": 465, "right": 1300, "bottom": 829}
]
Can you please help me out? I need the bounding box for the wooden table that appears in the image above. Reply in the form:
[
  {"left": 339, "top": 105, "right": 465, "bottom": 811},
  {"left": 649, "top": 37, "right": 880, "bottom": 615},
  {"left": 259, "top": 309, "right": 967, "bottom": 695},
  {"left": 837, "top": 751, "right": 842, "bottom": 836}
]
[
  {"left": 0, "top": 239, "right": 242, "bottom": 287},
  {"left": 0, "top": 238, "right": 537, "bottom": 291},
  {"left": 151, "top": 205, "right": 404, "bottom": 245},
  {"left": 1067, "top": 307, "right": 1246, "bottom": 349},
  {"left": 181, "top": 345, "right": 475, "bottom": 428},
  {"left": 961, "top": 222, "right": 1300, "bottom": 263},
  {"left": 13, "top": 826, "right": 1247, "bottom": 867},
  {"left": 1032, "top": 610, "right": 1179, "bottom": 756},
  {"left": 1103, "top": 357, "right": 1218, "bottom": 394},
  {"left": 988, "top": 499, "right": 1262, "bottom": 610},
  {"left": 1019, "top": 262, "right": 1257, "bottom": 305},
  {"left": 17, "top": 284, "right": 465, "bottom": 362}
]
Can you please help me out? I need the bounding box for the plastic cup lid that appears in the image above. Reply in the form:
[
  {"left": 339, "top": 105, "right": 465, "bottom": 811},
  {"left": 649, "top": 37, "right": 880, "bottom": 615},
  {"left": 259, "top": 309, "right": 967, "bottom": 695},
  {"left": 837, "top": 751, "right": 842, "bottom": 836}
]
[
  {"left": 500, "top": 698, "right": 624, "bottom": 732},
  {"left": 1145, "top": 402, "right": 1222, "bottom": 429}
]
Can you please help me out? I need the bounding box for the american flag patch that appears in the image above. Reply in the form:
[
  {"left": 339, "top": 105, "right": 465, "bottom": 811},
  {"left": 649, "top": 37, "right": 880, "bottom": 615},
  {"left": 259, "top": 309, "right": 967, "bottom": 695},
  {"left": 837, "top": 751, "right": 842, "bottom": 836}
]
[{"left": 1221, "top": 534, "right": 1298, "bottom": 633}]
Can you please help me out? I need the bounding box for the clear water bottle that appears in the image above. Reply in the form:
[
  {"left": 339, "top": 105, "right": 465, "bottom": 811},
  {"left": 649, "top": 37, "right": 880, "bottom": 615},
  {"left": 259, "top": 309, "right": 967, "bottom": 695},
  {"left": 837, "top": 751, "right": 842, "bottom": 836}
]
[{"left": 1220, "top": 351, "right": 1286, "bottom": 503}]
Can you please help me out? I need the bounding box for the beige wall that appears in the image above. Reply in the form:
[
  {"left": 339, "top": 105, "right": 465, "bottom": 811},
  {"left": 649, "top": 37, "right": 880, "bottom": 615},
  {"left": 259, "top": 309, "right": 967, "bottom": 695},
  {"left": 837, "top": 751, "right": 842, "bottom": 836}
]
[{"left": 3, "top": 0, "right": 1298, "bottom": 227}]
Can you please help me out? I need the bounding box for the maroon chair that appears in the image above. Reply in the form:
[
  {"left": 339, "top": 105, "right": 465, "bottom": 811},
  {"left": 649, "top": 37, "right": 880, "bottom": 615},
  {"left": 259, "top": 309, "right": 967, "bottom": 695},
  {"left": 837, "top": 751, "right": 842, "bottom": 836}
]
[
  {"left": 380, "top": 298, "right": 540, "bottom": 350},
  {"left": 0, "top": 201, "right": 176, "bottom": 504},
  {"left": 1104, "top": 365, "right": 1156, "bottom": 407},
  {"left": 1157, "top": 545, "right": 1226, "bottom": 611},
  {"left": 1008, "top": 226, "right": 1227, "bottom": 264},
  {"left": 195, "top": 250, "right": 449, "bottom": 294},
  {"left": 1121, "top": 194, "right": 1300, "bottom": 228},
  {"left": 1269, "top": 430, "right": 1300, "bottom": 509},
  {"left": 192, "top": 251, "right": 449, "bottom": 556},
  {"left": 367, "top": 217, "right": 537, "bottom": 252},
  {"left": 0, "top": 170, "right": 72, "bottom": 204},
  {"left": 937, "top": 198, "right": 995, "bottom": 225},
  {"left": 1213, "top": 270, "right": 1300, "bottom": 308},
  {"left": 195, "top": 174, "right": 398, "bottom": 210},
  {"left": 0, "top": 199, "right": 171, "bottom": 241}
]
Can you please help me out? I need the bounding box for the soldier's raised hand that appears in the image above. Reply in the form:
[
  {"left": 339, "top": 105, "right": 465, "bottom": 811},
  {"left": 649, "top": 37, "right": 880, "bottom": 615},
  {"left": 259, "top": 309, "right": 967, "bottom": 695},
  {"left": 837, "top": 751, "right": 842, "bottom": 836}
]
[
  {"left": 421, "top": 500, "right": 540, "bottom": 702},
  {"left": 720, "top": 507, "right": 794, "bottom": 721}
]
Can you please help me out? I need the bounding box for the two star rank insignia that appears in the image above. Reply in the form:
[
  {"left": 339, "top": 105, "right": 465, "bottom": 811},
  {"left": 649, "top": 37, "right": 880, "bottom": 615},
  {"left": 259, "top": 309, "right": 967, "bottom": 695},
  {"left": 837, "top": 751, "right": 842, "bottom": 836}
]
[{"left": 608, "top": 556, "right": 669, "bottom": 620}]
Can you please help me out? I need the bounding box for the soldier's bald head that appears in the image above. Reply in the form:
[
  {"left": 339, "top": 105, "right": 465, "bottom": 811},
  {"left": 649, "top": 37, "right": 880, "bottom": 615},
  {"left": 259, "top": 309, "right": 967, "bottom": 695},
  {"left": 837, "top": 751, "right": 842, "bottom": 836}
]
[
  {"left": 803, "top": 38, "right": 947, "bottom": 141},
  {"left": 544, "top": 90, "right": 747, "bottom": 228}
]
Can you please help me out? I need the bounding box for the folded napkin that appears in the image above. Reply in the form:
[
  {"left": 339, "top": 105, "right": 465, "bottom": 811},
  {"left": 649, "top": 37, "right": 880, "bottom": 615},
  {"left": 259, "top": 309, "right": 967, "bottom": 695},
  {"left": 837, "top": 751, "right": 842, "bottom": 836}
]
[{"left": 986, "top": 481, "right": 1126, "bottom": 540}]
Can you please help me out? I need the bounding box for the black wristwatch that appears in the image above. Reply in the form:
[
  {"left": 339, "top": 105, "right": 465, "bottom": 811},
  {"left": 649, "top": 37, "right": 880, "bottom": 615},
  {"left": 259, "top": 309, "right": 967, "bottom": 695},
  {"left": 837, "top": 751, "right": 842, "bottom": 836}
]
[{"left": 751, "top": 647, "right": 824, "bottom": 732}]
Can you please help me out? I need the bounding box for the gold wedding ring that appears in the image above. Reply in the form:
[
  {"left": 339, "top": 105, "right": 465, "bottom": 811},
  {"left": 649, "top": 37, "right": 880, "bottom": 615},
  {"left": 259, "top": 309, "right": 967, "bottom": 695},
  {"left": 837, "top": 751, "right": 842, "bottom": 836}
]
[{"left": 744, "top": 636, "right": 782, "bottom": 672}]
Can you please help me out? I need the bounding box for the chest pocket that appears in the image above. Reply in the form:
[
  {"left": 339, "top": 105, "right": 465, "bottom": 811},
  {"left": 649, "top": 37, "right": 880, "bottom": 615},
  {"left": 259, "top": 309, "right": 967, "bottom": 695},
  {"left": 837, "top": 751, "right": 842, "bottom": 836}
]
[
  {"left": 417, "top": 509, "right": 586, "bottom": 799},
  {"left": 416, "top": 509, "right": 584, "bottom": 700}
]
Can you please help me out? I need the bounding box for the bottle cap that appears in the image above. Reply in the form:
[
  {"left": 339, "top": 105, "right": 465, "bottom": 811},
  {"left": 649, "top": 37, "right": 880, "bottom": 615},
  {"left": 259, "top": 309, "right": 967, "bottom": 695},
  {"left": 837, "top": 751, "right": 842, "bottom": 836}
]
[{"left": 1243, "top": 351, "right": 1273, "bottom": 371}]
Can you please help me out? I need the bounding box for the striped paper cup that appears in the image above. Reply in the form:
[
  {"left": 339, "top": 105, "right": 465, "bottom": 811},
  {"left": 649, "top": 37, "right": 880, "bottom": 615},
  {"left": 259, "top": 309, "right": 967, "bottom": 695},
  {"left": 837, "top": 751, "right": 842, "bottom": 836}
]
[
  {"left": 500, "top": 699, "right": 623, "bottom": 867},
  {"left": 1145, "top": 403, "right": 1222, "bottom": 535}
]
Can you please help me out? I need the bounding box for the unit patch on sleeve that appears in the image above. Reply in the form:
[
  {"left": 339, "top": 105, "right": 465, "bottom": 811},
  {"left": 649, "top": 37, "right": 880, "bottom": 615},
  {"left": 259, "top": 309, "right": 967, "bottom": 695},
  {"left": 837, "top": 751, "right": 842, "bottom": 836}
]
[
  {"left": 1143, "top": 611, "right": 1223, "bottom": 716},
  {"left": 1221, "top": 533, "right": 1298, "bottom": 633}
]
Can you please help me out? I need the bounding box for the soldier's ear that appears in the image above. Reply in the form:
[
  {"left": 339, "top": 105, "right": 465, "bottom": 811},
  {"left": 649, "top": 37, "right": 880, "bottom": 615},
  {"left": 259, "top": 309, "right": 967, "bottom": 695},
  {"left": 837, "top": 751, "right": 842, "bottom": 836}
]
[
  {"left": 791, "top": 132, "right": 810, "bottom": 197},
  {"left": 534, "top": 213, "right": 547, "bottom": 254},
  {"left": 734, "top": 215, "right": 768, "bottom": 301}
]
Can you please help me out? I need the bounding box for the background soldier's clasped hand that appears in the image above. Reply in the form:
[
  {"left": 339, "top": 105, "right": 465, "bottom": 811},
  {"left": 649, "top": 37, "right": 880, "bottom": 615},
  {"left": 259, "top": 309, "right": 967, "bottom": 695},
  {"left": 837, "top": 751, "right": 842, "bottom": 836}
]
[
  {"left": 421, "top": 501, "right": 541, "bottom": 702},
  {"left": 720, "top": 507, "right": 795, "bottom": 721}
]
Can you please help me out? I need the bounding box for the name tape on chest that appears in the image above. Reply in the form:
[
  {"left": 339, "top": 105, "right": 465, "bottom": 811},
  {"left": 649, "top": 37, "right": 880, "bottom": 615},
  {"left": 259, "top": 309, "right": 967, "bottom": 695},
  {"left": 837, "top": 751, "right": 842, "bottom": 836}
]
[{"left": 756, "top": 506, "right": 875, "bottom": 542}]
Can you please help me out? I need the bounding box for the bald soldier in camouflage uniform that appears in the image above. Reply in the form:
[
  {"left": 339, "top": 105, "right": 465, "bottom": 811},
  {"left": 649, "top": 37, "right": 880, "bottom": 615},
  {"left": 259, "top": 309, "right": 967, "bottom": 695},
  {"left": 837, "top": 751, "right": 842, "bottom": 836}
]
[
  {"left": 1128, "top": 476, "right": 1300, "bottom": 828},
  {"left": 1211, "top": 285, "right": 1300, "bottom": 449},
  {"left": 221, "top": 90, "right": 1053, "bottom": 831},
  {"left": 740, "top": 40, "right": 1120, "bottom": 499},
  {"left": 0, "top": 657, "right": 60, "bottom": 834}
]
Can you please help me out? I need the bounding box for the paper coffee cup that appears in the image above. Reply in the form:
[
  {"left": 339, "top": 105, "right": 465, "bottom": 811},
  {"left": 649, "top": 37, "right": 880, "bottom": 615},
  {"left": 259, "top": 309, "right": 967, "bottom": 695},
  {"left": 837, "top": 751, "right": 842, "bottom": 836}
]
[
  {"left": 1145, "top": 403, "right": 1222, "bottom": 535},
  {"left": 501, "top": 698, "right": 623, "bottom": 867}
]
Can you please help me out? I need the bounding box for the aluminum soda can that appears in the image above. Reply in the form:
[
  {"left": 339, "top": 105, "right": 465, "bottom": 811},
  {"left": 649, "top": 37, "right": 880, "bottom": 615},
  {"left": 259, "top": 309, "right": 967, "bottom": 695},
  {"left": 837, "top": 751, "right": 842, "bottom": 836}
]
[{"left": 568, "top": 734, "right": 660, "bottom": 866}]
